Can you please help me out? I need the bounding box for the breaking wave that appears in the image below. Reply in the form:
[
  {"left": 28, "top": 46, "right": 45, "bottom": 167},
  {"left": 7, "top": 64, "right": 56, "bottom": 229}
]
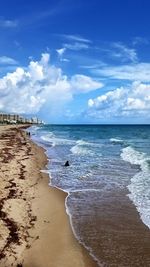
[{"left": 121, "top": 146, "right": 150, "bottom": 229}]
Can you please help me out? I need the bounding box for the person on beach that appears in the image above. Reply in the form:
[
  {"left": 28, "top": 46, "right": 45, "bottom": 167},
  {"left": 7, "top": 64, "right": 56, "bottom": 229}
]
[{"left": 26, "top": 131, "right": 31, "bottom": 137}]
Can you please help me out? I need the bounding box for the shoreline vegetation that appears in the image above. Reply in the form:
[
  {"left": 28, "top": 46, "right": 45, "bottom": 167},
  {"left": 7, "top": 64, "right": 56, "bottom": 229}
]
[{"left": 0, "top": 125, "right": 97, "bottom": 267}]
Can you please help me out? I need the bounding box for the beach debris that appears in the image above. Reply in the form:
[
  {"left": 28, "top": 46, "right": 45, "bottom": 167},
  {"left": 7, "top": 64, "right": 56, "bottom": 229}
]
[
  {"left": 64, "top": 160, "right": 70, "bottom": 167},
  {"left": 0, "top": 127, "right": 34, "bottom": 262}
]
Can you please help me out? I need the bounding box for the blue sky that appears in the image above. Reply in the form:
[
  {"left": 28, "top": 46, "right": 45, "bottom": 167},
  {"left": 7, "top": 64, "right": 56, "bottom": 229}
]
[{"left": 0, "top": 0, "right": 150, "bottom": 123}]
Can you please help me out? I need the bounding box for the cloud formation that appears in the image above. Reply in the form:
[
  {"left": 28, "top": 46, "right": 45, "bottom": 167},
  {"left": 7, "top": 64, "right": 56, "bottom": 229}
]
[
  {"left": 93, "top": 62, "right": 150, "bottom": 82},
  {"left": 56, "top": 34, "right": 91, "bottom": 61},
  {"left": 56, "top": 48, "right": 66, "bottom": 57},
  {"left": 64, "top": 42, "right": 89, "bottom": 51},
  {"left": 56, "top": 48, "right": 69, "bottom": 62},
  {"left": 0, "top": 56, "right": 18, "bottom": 65},
  {"left": 112, "top": 43, "right": 137, "bottom": 63},
  {"left": 0, "top": 18, "right": 18, "bottom": 28},
  {"left": 132, "top": 37, "right": 149, "bottom": 46},
  {"left": 70, "top": 75, "right": 103, "bottom": 93},
  {"left": 87, "top": 81, "right": 150, "bottom": 119},
  {"left": 0, "top": 53, "right": 102, "bottom": 114},
  {"left": 61, "top": 34, "right": 92, "bottom": 44}
]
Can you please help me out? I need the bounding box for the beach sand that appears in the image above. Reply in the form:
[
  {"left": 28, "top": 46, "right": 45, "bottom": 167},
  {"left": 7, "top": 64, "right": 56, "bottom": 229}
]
[{"left": 0, "top": 125, "right": 97, "bottom": 267}]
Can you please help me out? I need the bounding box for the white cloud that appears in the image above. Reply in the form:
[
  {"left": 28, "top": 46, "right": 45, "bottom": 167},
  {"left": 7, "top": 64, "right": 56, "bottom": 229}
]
[
  {"left": 56, "top": 48, "right": 69, "bottom": 62},
  {"left": 80, "top": 62, "right": 107, "bottom": 69},
  {"left": 40, "top": 53, "right": 50, "bottom": 65},
  {"left": 126, "top": 97, "right": 146, "bottom": 110},
  {"left": 0, "top": 53, "right": 102, "bottom": 114},
  {"left": 87, "top": 81, "right": 150, "bottom": 119},
  {"left": 70, "top": 75, "right": 103, "bottom": 93},
  {"left": 132, "top": 37, "right": 149, "bottom": 46},
  {"left": 28, "top": 61, "right": 44, "bottom": 81},
  {"left": 61, "top": 34, "right": 92, "bottom": 43},
  {"left": 64, "top": 42, "right": 89, "bottom": 51},
  {"left": 0, "top": 56, "right": 18, "bottom": 65},
  {"left": 61, "top": 58, "right": 70, "bottom": 62},
  {"left": 56, "top": 48, "right": 66, "bottom": 57},
  {"left": 0, "top": 19, "right": 18, "bottom": 28},
  {"left": 112, "top": 43, "right": 138, "bottom": 63},
  {"left": 56, "top": 39, "right": 90, "bottom": 62},
  {"left": 58, "top": 35, "right": 90, "bottom": 52},
  {"left": 93, "top": 63, "right": 150, "bottom": 82}
]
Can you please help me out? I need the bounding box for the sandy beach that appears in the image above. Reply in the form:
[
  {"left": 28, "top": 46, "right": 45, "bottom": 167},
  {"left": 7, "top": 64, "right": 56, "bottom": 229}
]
[
  {"left": 0, "top": 125, "right": 97, "bottom": 267},
  {"left": 2, "top": 124, "right": 150, "bottom": 267}
]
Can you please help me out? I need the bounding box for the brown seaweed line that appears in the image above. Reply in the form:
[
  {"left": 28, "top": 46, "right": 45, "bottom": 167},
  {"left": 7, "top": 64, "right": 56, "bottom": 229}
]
[{"left": 0, "top": 198, "right": 20, "bottom": 260}]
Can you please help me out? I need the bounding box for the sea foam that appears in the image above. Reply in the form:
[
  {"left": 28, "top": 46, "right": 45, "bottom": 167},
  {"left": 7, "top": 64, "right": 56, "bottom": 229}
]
[
  {"left": 110, "top": 137, "right": 124, "bottom": 144},
  {"left": 121, "top": 146, "right": 150, "bottom": 229},
  {"left": 70, "top": 140, "right": 93, "bottom": 156},
  {"left": 41, "top": 134, "right": 74, "bottom": 147}
]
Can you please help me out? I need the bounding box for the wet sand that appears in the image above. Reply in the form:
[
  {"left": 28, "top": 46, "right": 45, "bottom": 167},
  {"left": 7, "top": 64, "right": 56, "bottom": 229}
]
[
  {"left": 70, "top": 189, "right": 150, "bottom": 267},
  {"left": 0, "top": 125, "right": 97, "bottom": 267}
]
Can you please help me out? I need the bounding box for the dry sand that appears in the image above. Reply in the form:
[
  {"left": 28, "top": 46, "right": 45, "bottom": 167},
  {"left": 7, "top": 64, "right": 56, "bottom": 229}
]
[{"left": 0, "top": 125, "right": 97, "bottom": 267}]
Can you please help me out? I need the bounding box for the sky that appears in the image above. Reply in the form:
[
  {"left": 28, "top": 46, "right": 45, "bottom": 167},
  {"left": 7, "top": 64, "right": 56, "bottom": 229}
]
[{"left": 0, "top": 0, "right": 150, "bottom": 124}]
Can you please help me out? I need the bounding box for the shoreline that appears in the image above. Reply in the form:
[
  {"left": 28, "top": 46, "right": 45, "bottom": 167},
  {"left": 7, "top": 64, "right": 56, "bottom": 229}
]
[
  {"left": 0, "top": 125, "right": 98, "bottom": 267},
  {"left": 2, "top": 124, "right": 150, "bottom": 266}
]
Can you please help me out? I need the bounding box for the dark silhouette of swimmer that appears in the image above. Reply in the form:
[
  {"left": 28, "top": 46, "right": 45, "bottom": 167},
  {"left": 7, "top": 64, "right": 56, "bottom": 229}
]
[{"left": 64, "top": 160, "right": 70, "bottom": 167}]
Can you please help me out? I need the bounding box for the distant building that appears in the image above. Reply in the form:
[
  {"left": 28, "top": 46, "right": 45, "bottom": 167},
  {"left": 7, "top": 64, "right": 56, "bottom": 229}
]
[
  {"left": 0, "top": 113, "right": 44, "bottom": 125},
  {"left": 31, "top": 117, "right": 38, "bottom": 124}
]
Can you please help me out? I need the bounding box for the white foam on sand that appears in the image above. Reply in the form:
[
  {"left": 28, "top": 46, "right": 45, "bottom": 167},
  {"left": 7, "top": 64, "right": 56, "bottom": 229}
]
[{"left": 121, "top": 146, "right": 150, "bottom": 229}]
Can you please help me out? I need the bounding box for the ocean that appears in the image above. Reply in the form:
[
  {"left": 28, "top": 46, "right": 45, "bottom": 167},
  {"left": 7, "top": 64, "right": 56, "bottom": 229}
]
[{"left": 30, "top": 124, "right": 150, "bottom": 266}]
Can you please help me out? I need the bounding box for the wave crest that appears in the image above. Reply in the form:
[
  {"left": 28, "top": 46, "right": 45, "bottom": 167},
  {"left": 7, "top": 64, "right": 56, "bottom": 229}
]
[
  {"left": 110, "top": 138, "right": 124, "bottom": 144},
  {"left": 70, "top": 140, "right": 93, "bottom": 156}
]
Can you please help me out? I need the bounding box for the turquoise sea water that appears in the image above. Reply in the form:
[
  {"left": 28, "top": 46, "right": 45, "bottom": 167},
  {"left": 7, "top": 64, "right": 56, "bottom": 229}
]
[{"left": 30, "top": 124, "right": 150, "bottom": 266}]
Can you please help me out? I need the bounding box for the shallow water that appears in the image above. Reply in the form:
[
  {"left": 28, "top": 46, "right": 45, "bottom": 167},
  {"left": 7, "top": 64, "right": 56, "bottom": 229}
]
[{"left": 30, "top": 124, "right": 150, "bottom": 266}]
